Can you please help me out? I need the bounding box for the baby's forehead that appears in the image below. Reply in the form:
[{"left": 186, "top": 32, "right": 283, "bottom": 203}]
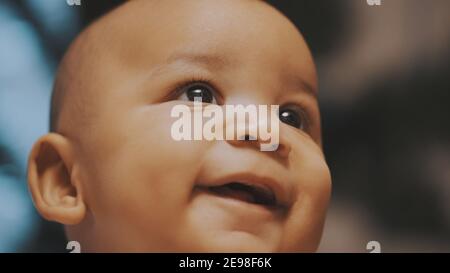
[{"left": 100, "top": 1, "right": 313, "bottom": 69}]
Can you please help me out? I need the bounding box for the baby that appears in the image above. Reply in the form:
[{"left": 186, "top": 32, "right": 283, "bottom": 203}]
[{"left": 27, "top": 0, "right": 331, "bottom": 252}]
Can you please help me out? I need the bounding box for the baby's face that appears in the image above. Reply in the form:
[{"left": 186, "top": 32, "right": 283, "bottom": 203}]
[{"left": 67, "top": 0, "right": 331, "bottom": 252}]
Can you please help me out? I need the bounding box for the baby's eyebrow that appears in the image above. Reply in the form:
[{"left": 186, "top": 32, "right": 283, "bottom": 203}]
[
  {"left": 145, "top": 51, "right": 233, "bottom": 81},
  {"left": 164, "top": 51, "right": 233, "bottom": 71},
  {"left": 284, "top": 74, "right": 318, "bottom": 98}
]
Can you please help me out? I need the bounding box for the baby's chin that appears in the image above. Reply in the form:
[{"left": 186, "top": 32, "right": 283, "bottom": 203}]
[
  {"left": 177, "top": 188, "right": 287, "bottom": 252},
  {"left": 175, "top": 221, "right": 281, "bottom": 253},
  {"left": 188, "top": 231, "right": 277, "bottom": 253}
]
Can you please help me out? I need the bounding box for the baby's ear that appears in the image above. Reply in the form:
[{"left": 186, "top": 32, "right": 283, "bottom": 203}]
[{"left": 27, "top": 133, "right": 86, "bottom": 225}]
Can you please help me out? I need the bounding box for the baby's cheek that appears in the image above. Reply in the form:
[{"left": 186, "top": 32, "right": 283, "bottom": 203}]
[
  {"left": 288, "top": 133, "right": 331, "bottom": 198},
  {"left": 111, "top": 106, "right": 208, "bottom": 195},
  {"left": 302, "top": 155, "right": 331, "bottom": 196},
  {"left": 138, "top": 104, "right": 212, "bottom": 173},
  {"left": 279, "top": 154, "right": 331, "bottom": 252},
  {"left": 77, "top": 104, "right": 216, "bottom": 245}
]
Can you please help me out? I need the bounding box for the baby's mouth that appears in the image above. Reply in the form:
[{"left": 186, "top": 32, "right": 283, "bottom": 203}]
[{"left": 196, "top": 182, "right": 277, "bottom": 208}]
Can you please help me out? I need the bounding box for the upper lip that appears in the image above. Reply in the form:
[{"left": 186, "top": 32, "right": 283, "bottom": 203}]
[{"left": 195, "top": 172, "right": 291, "bottom": 209}]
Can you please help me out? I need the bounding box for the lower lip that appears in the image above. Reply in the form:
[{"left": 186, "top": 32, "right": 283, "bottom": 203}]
[{"left": 192, "top": 187, "right": 281, "bottom": 219}]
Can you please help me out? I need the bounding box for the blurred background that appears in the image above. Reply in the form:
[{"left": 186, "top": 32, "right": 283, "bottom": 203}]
[{"left": 0, "top": 0, "right": 449, "bottom": 252}]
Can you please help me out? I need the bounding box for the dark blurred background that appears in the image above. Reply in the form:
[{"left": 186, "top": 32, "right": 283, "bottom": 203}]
[{"left": 0, "top": 0, "right": 449, "bottom": 252}]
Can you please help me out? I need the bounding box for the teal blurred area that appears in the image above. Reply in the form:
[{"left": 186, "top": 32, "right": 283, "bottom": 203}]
[{"left": 0, "top": 0, "right": 80, "bottom": 252}]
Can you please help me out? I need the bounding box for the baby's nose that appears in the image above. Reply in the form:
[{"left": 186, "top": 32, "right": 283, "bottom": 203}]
[{"left": 224, "top": 108, "right": 291, "bottom": 158}]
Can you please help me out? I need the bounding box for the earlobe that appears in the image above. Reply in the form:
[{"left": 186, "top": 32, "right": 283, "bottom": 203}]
[{"left": 27, "top": 133, "right": 86, "bottom": 225}]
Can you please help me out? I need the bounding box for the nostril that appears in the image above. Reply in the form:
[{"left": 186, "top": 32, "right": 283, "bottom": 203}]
[{"left": 238, "top": 134, "right": 257, "bottom": 141}]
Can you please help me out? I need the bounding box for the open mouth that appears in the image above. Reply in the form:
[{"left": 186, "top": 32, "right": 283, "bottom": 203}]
[{"left": 197, "top": 181, "right": 277, "bottom": 208}]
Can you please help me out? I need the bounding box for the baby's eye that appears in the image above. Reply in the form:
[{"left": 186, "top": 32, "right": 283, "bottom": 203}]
[
  {"left": 279, "top": 105, "right": 307, "bottom": 130},
  {"left": 176, "top": 82, "right": 219, "bottom": 104}
]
